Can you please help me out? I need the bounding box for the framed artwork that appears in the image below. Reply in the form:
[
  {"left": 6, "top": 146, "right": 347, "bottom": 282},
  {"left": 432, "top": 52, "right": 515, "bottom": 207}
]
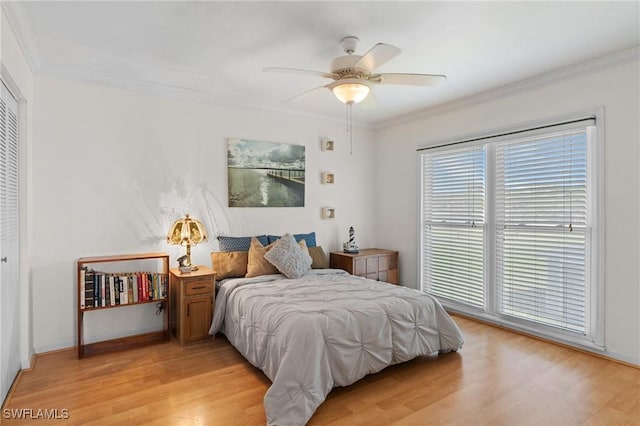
[
  {"left": 321, "top": 172, "right": 335, "bottom": 184},
  {"left": 227, "top": 138, "right": 305, "bottom": 207},
  {"left": 321, "top": 207, "right": 335, "bottom": 219},
  {"left": 321, "top": 139, "right": 335, "bottom": 151}
]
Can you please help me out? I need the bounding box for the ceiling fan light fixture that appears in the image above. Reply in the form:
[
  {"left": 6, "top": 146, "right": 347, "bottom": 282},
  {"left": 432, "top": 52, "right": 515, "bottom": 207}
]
[{"left": 331, "top": 82, "right": 370, "bottom": 104}]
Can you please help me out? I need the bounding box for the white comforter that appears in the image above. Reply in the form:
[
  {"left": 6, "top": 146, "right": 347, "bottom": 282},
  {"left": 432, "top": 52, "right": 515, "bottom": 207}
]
[{"left": 209, "top": 269, "right": 464, "bottom": 425}]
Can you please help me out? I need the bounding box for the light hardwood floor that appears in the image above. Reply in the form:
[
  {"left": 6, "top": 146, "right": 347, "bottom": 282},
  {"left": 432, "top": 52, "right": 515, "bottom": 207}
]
[{"left": 2, "top": 315, "right": 638, "bottom": 425}]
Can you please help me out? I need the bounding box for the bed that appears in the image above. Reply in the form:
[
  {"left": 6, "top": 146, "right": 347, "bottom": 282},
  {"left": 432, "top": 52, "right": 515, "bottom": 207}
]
[{"left": 209, "top": 254, "right": 464, "bottom": 425}]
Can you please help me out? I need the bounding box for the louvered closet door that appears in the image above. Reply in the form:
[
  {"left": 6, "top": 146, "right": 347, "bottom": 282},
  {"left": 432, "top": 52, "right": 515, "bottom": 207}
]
[{"left": 0, "top": 80, "right": 20, "bottom": 404}]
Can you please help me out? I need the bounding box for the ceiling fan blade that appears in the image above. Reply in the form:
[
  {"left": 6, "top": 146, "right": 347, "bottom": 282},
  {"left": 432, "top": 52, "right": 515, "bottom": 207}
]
[
  {"left": 353, "top": 43, "right": 401, "bottom": 72},
  {"left": 376, "top": 73, "right": 447, "bottom": 86},
  {"left": 283, "top": 84, "right": 331, "bottom": 103},
  {"left": 263, "top": 67, "right": 338, "bottom": 80}
]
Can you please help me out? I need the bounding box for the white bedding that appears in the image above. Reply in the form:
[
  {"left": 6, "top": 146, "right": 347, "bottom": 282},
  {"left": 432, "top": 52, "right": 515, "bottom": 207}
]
[{"left": 209, "top": 269, "right": 464, "bottom": 425}]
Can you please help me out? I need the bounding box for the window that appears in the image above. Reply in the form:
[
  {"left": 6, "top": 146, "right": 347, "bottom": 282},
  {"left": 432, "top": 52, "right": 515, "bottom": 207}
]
[
  {"left": 495, "top": 131, "right": 589, "bottom": 334},
  {"left": 420, "top": 115, "right": 602, "bottom": 348},
  {"left": 422, "top": 147, "right": 485, "bottom": 308}
]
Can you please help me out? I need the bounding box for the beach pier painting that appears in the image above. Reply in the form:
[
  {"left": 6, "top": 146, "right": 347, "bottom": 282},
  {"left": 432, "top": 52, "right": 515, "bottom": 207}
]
[{"left": 227, "top": 138, "right": 305, "bottom": 207}]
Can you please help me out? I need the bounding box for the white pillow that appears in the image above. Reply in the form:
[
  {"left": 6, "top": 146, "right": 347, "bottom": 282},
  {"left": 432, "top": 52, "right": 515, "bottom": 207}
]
[{"left": 264, "top": 233, "right": 312, "bottom": 279}]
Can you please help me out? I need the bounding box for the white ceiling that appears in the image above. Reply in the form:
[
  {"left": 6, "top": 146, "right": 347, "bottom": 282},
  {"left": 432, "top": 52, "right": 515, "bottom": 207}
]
[{"left": 4, "top": 1, "right": 639, "bottom": 126}]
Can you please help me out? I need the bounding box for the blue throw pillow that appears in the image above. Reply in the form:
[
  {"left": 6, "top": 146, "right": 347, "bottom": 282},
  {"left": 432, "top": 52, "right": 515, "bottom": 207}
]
[
  {"left": 267, "top": 232, "right": 316, "bottom": 247},
  {"left": 218, "top": 235, "right": 269, "bottom": 252}
]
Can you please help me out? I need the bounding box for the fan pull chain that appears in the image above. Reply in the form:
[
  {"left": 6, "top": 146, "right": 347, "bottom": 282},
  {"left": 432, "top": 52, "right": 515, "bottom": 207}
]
[{"left": 346, "top": 102, "right": 353, "bottom": 155}]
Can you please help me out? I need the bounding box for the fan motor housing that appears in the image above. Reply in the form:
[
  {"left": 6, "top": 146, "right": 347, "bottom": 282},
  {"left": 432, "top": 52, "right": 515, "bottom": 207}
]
[{"left": 330, "top": 55, "right": 371, "bottom": 75}]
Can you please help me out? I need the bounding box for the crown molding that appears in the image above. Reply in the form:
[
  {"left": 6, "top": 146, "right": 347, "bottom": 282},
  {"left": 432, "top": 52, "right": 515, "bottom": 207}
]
[
  {"left": 2, "top": 1, "right": 44, "bottom": 73},
  {"left": 376, "top": 46, "right": 640, "bottom": 131}
]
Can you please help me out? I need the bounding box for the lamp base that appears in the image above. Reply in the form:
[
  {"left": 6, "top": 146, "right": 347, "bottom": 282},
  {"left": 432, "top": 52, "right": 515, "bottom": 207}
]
[{"left": 179, "top": 265, "right": 199, "bottom": 273}]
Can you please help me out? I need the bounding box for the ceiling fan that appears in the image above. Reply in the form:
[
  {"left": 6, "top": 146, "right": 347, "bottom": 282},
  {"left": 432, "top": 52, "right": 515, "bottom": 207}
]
[{"left": 263, "top": 36, "right": 446, "bottom": 106}]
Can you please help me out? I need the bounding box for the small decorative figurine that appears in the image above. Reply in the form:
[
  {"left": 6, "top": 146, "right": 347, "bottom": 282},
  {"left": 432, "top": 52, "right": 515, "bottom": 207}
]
[
  {"left": 343, "top": 226, "right": 359, "bottom": 253},
  {"left": 177, "top": 255, "right": 195, "bottom": 273}
]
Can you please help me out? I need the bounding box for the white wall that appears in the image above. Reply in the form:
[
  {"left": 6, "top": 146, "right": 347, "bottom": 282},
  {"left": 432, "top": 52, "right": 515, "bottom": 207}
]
[
  {"left": 375, "top": 53, "right": 640, "bottom": 364},
  {"left": 9, "top": 10, "right": 638, "bottom": 365},
  {"left": 31, "top": 76, "right": 377, "bottom": 352},
  {"left": 1, "top": 8, "right": 35, "bottom": 369}
]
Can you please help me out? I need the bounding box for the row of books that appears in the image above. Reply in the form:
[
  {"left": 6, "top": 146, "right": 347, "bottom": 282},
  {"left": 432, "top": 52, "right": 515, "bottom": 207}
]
[{"left": 80, "top": 268, "right": 168, "bottom": 309}]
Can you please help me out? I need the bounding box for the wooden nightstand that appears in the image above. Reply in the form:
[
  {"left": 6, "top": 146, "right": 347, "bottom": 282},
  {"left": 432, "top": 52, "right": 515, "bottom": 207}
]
[
  {"left": 169, "top": 266, "right": 215, "bottom": 345},
  {"left": 330, "top": 249, "right": 399, "bottom": 284}
]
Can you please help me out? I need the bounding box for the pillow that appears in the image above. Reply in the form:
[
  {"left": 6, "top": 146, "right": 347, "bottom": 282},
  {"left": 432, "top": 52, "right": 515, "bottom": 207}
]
[
  {"left": 264, "top": 234, "right": 312, "bottom": 279},
  {"left": 245, "top": 238, "right": 279, "bottom": 278},
  {"left": 211, "top": 251, "right": 248, "bottom": 280},
  {"left": 308, "top": 246, "right": 329, "bottom": 269},
  {"left": 218, "top": 235, "right": 269, "bottom": 252},
  {"left": 267, "top": 232, "right": 317, "bottom": 247}
]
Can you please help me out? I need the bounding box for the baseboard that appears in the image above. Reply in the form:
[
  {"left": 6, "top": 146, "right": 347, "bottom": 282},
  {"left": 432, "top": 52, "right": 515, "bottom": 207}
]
[
  {"left": 1, "top": 368, "right": 25, "bottom": 410},
  {"left": 450, "top": 312, "right": 640, "bottom": 369},
  {"left": 33, "top": 339, "right": 76, "bottom": 355}
]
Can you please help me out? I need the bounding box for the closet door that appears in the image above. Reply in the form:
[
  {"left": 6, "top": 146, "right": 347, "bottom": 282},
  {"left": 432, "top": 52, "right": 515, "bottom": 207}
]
[{"left": 0, "top": 80, "right": 20, "bottom": 404}]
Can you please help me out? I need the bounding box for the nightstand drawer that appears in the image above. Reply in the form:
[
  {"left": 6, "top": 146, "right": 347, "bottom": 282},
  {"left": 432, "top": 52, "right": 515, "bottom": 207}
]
[{"left": 185, "top": 280, "right": 213, "bottom": 296}]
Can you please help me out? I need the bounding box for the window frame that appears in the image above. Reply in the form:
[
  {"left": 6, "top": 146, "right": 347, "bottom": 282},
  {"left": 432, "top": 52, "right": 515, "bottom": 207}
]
[{"left": 418, "top": 109, "right": 605, "bottom": 351}]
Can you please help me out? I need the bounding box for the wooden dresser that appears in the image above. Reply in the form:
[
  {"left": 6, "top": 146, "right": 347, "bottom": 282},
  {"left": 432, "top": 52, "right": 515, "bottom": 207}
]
[{"left": 330, "top": 248, "right": 399, "bottom": 284}]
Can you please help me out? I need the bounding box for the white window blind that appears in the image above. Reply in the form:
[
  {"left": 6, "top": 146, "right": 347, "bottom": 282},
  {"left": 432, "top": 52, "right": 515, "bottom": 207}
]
[
  {"left": 495, "top": 131, "right": 589, "bottom": 334},
  {"left": 422, "top": 147, "right": 485, "bottom": 308},
  {"left": 419, "top": 114, "right": 600, "bottom": 348}
]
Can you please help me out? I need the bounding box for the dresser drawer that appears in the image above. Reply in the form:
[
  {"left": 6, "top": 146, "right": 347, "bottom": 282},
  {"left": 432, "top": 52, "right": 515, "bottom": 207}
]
[{"left": 366, "top": 256, "right": 378, "bottom": 272}]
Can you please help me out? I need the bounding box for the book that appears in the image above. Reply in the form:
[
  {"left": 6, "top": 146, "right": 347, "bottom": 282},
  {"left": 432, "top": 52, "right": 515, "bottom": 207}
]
[
  {"left": 141, "top": 273, "right": 148, "bottom": 301},
  {"left": 105, "top": 276, "right": 110, "bottom": 306},
  {"left": 136, "top": 273, "right": 142, "bottom": 303},
  {"left": 100, "top": 273, "right": 106, "bottom": 307},
  {"left": 132, "top": 274, "right": 139, "bottom": 303},
  {"left": 94, "top": 273, "right": 101, "bottom": 307},
  {"left": 127, "top": 275, "right": 134, "bottom": 303},
  {"left": 114, "top": 276, "right": 121, "bottom": 305},
  {"left": 109, "top": 275, "right": 116, "bottom": 306},
  {"left": 84, "top": 269, "right": 94, "bottom": 308},
  {"left": 150, "top": 274, "right": 155, "bottom": 300},
  {"left": 150, "top": 273, "right": 157, "bottom": 300},
  {"left": 162, "top": 274, "right": 167, "bottom": 298},
  {"left": 80, "top": 268, "right": 86, "bottom": 309},
  {"left": 121, "top": 275, "right": 129, "bottom": 304}
]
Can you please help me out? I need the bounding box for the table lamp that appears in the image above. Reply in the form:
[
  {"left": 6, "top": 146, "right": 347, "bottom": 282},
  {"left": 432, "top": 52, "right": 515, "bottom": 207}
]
[{"left": 167, "top": 214, "right": 208, "bottom": 271}]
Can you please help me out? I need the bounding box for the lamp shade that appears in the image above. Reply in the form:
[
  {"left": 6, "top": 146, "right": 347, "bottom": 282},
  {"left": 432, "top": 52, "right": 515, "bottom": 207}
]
[
  {"left": 167, "top": 214, "right": 207, "bottom": 267},
  {"left": 330, "top": 81, "right": 370, "bottom": 104}
]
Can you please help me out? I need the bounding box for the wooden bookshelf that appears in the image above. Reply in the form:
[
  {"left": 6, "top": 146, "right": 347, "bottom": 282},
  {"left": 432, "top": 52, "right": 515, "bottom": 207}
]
[{"left": 77, "top": 252, "right": 170, "bottom": 358}]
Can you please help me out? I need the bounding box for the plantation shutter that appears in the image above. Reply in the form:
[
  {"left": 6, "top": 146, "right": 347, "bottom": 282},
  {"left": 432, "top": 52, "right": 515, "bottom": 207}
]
[
  {"left": 0, "top": 80, "right": 20, "bottom": 404},
  {"left": 422, "top": 147, "right": 485, "bottom": 308},
  {"left": 495, "top": 129, "right": 590, "bottom": 334}
]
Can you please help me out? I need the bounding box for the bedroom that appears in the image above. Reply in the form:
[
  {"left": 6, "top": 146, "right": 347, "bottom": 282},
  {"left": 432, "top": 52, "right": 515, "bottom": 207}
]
[{"left": 1, "top": 1, "right": 639, "bottom": 425}]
